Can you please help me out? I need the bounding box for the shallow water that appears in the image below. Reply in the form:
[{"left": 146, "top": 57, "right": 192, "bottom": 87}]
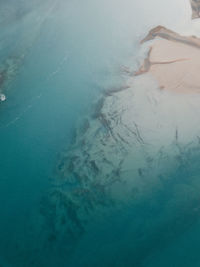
[{"left": 1, "top": 0, "right": 200, "bottom": 266}]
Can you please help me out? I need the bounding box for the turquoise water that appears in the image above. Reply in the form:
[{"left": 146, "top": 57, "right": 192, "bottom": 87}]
[
  {"left": 1, "top": 0, "right": 200, "bottom": 266},
  {"left": 0, "top": 0, "right": 136, "bottom": 265}
]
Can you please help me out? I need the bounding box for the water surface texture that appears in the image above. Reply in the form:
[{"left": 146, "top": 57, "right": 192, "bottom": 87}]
[{"left": 1, "top": 0, "right": 200, "bottom": 266}]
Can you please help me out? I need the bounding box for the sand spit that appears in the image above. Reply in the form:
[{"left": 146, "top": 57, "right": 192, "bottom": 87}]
[
  {"left": 136, "top": 26, "right": 200, "bottom": 93},
  {"left": 140, "top": 26, "right": 200, "bottom": 48}
]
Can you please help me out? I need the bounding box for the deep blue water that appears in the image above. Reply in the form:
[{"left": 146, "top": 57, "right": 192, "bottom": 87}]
[{"left": 1, "top": 0, "right": 200, "bottom": 266}]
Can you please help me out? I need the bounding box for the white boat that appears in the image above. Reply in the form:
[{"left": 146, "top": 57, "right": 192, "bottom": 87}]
[{"left": 0, "top": 94, "right": 6, "bottom": 102}]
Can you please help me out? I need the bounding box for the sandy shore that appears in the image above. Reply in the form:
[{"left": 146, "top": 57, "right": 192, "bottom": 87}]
[{"left": 136, "top": 26, "right": 200, "bottom": 93}]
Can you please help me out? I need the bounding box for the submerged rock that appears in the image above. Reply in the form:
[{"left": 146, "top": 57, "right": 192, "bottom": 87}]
[{"left": 190, "top": 0, "right": 200, "bottom": 19}]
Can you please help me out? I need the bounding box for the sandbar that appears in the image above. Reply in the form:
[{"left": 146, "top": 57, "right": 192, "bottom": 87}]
[{"left": 135, "top": 26, "right": 200, "bottom": 93}]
